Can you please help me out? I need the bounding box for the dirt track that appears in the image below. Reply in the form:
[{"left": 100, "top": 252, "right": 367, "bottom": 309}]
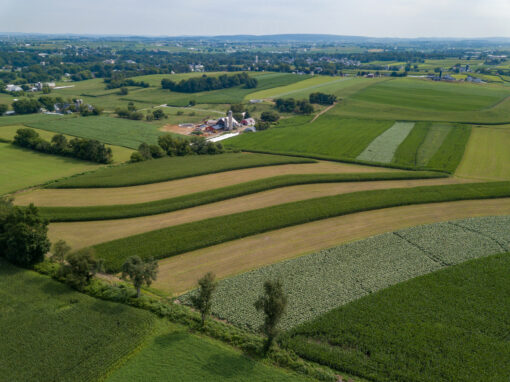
[{"left": 16, "top": 161, "right": 395, "bottom": 207}]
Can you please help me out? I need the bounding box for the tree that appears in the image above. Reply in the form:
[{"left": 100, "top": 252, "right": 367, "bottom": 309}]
[
  {"left": 119, "top": 87, "right": 129, "bottom": 95},
  {"left": 121, "top": 256, "right": 158, "bottom": 297},
  {"left": 137, "top": 142, "right": 152, "bottom": 160},
  {"left": 152, "top": 108, "right": 166, "bottom": 120},
  {"left": 254, "top": 279, "right": 287, "bottom": 354},
  {"left": 0, "top": 104, "right": 8, "bottom": 115},
  {"left": 12, "top": 98, "right": 41, "bottom": 114},
  {"left": 51, "top": 239, "right": 71, "bottom": 264},
  {"left": 51, "top": 134, "right": 69, "bottom": 154},
  {"left": 0, "top": 202, "right": 50, "bottom": 267},
  {"left": 61, "top": 248, "right": 103, "bottom": 289},
  {"left": 260, "top": 111, "right": 280, "bottom": 123},
  {"left": 190, "top": 272, "right": 217, "bottom": 327}
]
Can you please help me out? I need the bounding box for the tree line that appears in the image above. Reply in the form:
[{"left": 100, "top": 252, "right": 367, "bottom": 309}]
[
  {"left": 161, "top": 73, "right": 257, "bottom": 93},
  {"left": 9, "top": 96, "right": 102, "bottom": 116},
  {"left": 13, "top": 128, "right": 113, "bottom": 164}
]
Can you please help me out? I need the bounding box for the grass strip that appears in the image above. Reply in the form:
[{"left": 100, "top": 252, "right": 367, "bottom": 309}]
[
  {"left": 47, "top": 153, "right": 316, "bottom": 188},
  {"left": 93, "top": 181, "right": 510, "bottom": 272},
  {"left": 40, "top": 171, "right": 445, "bottom": 221}
]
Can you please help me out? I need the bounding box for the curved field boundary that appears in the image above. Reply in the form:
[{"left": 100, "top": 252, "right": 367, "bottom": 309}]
[
  {"left": 155, "top": 198, "right": 510, "bottom": 295},
  {"left": 39, "top": 172, "right": 445, "bottom": 221},
  {"left": 46, "top": 153, "right": 317, "bottom": 189},
  {"left": 15, "top": 161, "right": 398, "bottom": 207},
  {"left": 88, "top": 181, "right": 510, "bottom": 272},
  {"left": 48, "top": 178, "right": 463, "bottom": 247},
  {"left": 180, "top": 215, "right": 510, "bottom": 331}
]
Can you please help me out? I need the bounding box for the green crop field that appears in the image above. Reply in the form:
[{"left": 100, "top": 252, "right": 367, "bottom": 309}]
[
  {"left": 48, "top": 153, "right": 315, "bottom": 188},
  {"left": 106, "top": 320, "right": 312, "bottom": 382},
  {"left": 39, "top": 171, "right": 444, "bottom": 221},
  {"left": 91, "top": 181, "right": 510, "bottom": 271},
  {"left": 26, "top": 115, "right": 167, "bottom": 149},
  {"left": 0, "top": 259, "right": 155, "bottom": 382},
  {"left": 246, "top": 76, "right": 348, "bottom": 99},
  {"left": 0, "top": 142, "right": 102, "bottom": 195},
  {"left": 456, "top": 125, "right": 510, "bottom": 180},
  {"left": 182, "top": 216, "right": 510, "bottom": 331},
  {"left": 225, "top": 116, "right": 394, "bottom": 162},
  {"left": 0, "top": 124, "right": 134, "bottom": 163},
  {"left": 284, "top": 251, "right": 510, "bottom": 382},
  {"left": 0, "top": 113, "right": 63, "bottom": 127}
]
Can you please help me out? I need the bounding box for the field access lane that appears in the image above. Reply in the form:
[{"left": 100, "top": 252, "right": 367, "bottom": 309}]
[
  {"left": 15, "top": 161, "right": 393, "bottom": 207},
  {"left": 48, "top": 177, "right": 468, "bottom": 249},
  {"left": 153, "top": 198, "right": 510, "bottom": 294}
]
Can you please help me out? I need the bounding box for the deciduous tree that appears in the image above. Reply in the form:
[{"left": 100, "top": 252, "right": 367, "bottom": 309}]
[
  {"left": 190, "top": 272, "right": 217, "bottom": 327},
  {"left": 121, "top": 256, "right": 158, "bottom": 298}
]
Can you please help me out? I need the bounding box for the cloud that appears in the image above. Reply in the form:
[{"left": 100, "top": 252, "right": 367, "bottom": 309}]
[{"left": 1, "top": 0, "right": 509, "bottom": 37}]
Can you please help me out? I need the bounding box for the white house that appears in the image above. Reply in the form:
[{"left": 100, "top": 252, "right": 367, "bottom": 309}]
[{"left": 6, "top": 84, "right": 22, "bottom": 92}]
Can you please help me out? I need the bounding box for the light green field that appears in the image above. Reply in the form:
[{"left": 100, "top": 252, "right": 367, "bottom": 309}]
[
  {"left": 416, "top": 123, "right": 452, "bottom": 166},
  {"left": 107, "top": 320, "right": 312, "bottom": 382},
  {"left": 246, "top": 76, "right": 348, "bottom": 99},
  {"left": 0, "top": 124, "right": 134, "bottom": 163},
  {"left": 456, "top": 125, "right": 510, "bottom": 180},
  {"left": 26, "top": 115, "right": 167, "bottom": 149},
  {"left": 0, "top": 142, "right": 102, "bottom": 194}
]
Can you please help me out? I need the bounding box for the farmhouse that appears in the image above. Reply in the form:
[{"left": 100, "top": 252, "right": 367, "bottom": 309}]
[{"left": 5, "top": 84, "right": 22, "bottom": 92}]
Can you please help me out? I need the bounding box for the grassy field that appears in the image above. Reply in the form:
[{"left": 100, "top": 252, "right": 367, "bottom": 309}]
[
  {"left": 26, "top": 115, "right": 167, "bottom": 149},
  {"left": 47, "top": 153, "right": 315, "bottom": 188},
  {"left": 0, "top": 124, "right": 134, "bottom": 163},
  {"left": 155, "top": 198, "right": 510, "bottom": 295},
  {"left": 0, "top": 113, "right": 63, "bottom": 126},
  {"left": 15, "top": 161, "right": 392, "bottom": 207},
  {"left": 225, "top": 116, "right": 394, "bottom": 162},
  {"left": 0, "top": 143, "right": 101, "bottom": 195},
  {"left": 182, "top": 216, "right": 510, "bottom": 330},
  {"left": 284, "top": 252, "right": 510, "bottom": 382},
  {"left": 0, "top": 259, "right": 155, "bottom": 382},
  {"left": 456, "top": 125, "right": 510, "bottom": 180},
  {"left": 37, "top": 172, "right": 445, "bottom": 221},
  {"left": 89, "top": 181, "right": 510, "bottom": 271},
  {"left": 106, "top": 320, "right": 312, "bottom": 382}
]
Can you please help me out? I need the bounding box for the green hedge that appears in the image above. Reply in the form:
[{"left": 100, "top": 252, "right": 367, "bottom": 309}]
[
  {"left": 41, "top": 171, "right": 446, "bottom": 221},
  {"left": 93, "top": 181, "right": 510, "bottom": 272}
]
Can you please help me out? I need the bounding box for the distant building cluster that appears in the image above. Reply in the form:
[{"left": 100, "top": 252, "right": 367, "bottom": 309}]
[{"left": 182, "top": 110, "right": 257, "bottom": 136}]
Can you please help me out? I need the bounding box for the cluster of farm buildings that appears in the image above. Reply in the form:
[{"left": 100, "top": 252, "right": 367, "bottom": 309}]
[{"left": 181, "top": 110, "right": 257, "bottom": 136}]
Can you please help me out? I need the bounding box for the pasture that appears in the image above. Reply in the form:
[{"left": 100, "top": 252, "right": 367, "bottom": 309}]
[
  {"left": 155, "top": 198, "right": 510, "bottom": 295},
  {"left": 0, "top": 124, "right": 134, "bottom": 163},
  {"left": 456, "top": 125, "right": 510, "bottom": 180},
  {"left": 47, "top": 153, "right": 315, "bottom": 188},
  {"left": 26, "top": 115, "right": 167, "bottom": 149},
  {"left": 0, "top": 142, "right": 101, "bottom": 195},
  {"left": 285, "top": 252, "right": 510, "bottom": 382},
  {"left": 106, "top": 320, "right": 312, "bottom": 382},
  {"left": 0, "top": 259, "right": 155, "bottom": 382}
]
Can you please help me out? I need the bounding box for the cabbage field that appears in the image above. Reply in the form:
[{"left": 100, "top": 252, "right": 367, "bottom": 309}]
[{"left": 180, "top": 216, "right": 510, "bottom": 331}]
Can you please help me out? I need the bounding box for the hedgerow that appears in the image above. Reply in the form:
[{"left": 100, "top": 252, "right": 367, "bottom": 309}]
[
  {"left": 93, "top": 181, "right": 510, "bottom": 272},
  {"left": 40, "top": 171, "right": 445, "bottom": 221}
]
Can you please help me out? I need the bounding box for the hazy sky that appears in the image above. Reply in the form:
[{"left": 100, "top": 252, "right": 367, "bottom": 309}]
[{"left": 2, "top": 0, "right": 510, "bottom": 38}]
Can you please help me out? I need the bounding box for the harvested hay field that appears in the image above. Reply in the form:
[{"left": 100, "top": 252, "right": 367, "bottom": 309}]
[
  {"left": 159, "top": 124, "right": 195, "bottom": 136},
  {"left": 48, "top": 177, "right": 468, "bottom": 249},
  {"left": 16, "top": 161, "right": 395, "bottom": 206},
  {"left": 156, "top": 198, "right": 510, "bottom": 294}
]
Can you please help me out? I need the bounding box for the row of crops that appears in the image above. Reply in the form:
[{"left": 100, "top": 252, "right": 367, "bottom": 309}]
[{"left": 180, "top": 216, "right": 510, "bottom": 331}]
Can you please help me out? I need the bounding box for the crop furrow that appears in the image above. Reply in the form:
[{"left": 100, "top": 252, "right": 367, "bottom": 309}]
[{"left": 392, "top": 231, "right": 449, "bottom": 266}]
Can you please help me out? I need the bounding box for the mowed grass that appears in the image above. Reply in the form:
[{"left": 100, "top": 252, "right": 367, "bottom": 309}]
[
  {"left": 0, "top": 124, "right": 134, "bottom": 163},
  {"left": 155, "top": 198, "right": 510, "bottom": 295},
  {"left": 0, "top": 143, "right": 101, "bottom": 195},
  {"left": 90, "top": 181, "right": 510, "bottom": 272},
  {"left": 106, "top": 320, "right": 312, "bottom": 382},
  {"left": 285, "top": 252, "right": 510, "bottom": 382},
  {"left": 352, "top": 78, "right": 509, "bottom": 111},
  {"left": 225, "top": 116, "right": 394, "bottom": 162},
  {"left": 26, "top": 115, "right": 167, "bottom": 149},
  {"left": 38, "top": 172, "right": 445, "bottom": 221},
  {"left": 47, "top": 153, "right": 315, "bottom": 188},
  {"left": 456, "top": 125, "right": 510, "bottom": 180},
  {"left": 0, "top": 259, "right": 155, "bottom": 382}
]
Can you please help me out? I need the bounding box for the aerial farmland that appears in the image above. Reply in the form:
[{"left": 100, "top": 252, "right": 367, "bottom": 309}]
[{"left": 1, "top": 13, "right": 510, "bottom": 382}]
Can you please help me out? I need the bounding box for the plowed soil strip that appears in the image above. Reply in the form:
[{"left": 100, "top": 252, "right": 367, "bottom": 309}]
[
  {"left": 16, "top": 161, "right": 393, "bottom": 207},
  {"left": 153, "top": 198, "right": 510, "bottom": 294}
]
